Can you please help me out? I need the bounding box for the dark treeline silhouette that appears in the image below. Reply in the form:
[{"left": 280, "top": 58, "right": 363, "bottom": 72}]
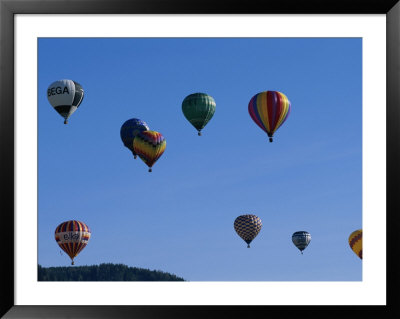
[{"left": 38, "top": 263, "right": 185, "bottom": 281}]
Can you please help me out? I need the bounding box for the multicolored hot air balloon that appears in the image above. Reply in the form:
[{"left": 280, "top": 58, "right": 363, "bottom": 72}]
[
  {"left": 54, "top": 220, "right": 91, "bottom": 265},
  {"left": 292, "top": 231, "right": 311, "bottom": 254},
  {"left": 234, "top": 214, "right": 262, "bottom": 248},
  {"left": 133, "top": 130, "right": 166, "bottom": 172},
  {"left": 182, "top": 93, "right": 216, "bottom": 136},
  {"left": 348, "top": 229, "right": 362, "bottom": 259},
  {"left": 120, "top": 118, "right": 150, "bottom": 159},
  {"left": 47, "top": 79, "right": 84, "bottom": 124},
  {"left": 248, "top": 90, "right": 291, "bottom": 142}
]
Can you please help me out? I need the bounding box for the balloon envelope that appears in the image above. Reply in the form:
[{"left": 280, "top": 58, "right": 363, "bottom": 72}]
[
  {"left": 182, "top": 93, "right": 216, "bottom": 135},
  {"left": 54, "top": 220, "right": 91, "bottom": 265},
  {"left": 292, "top": 231, "right": 311, "bottom": 254},
  {"left": 348, "top": 229, "right": 362, "bottom": 259},
  {"left": 47, "top": 79, "right": 84, "bottom": 124},
  {"left": 120, "top": 118, "right": 150, "bottom": 158},
  {"left": 248, "top": 91, "right": 291, "bottom": 142},
  {"left": 133, "top": 130, "right": 166, "bottom": 172},
  {"left": 234, "top": 214, "right": 262, "bottom": 248}
]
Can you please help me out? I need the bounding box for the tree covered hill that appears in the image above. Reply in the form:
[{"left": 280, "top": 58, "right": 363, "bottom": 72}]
[{"left": 38, "top": 263, "right": 185, "bottom": 281}]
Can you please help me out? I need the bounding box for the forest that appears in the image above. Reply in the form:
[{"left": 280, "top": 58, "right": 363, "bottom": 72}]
[{"left": 38, "top": 263, "right": 185, "bottom": 281}]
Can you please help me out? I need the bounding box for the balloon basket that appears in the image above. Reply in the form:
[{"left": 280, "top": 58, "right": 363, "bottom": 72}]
[
  {"left": 269, "top": 137, "right": 273, "bottom": 142},
  {"left": 148, "top": 168, "right": 152, "bottom": 172},
  {"left": 198, "top": 131, "right": 202, "bottom": 136}
]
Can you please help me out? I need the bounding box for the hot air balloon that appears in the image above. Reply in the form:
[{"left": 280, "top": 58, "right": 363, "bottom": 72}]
[
  {"left": 133, "top": 130, "right": 166, "bottom": 172},
  {"left": 120, "top": 118, "right": 150, "bottom": 159},
  {"left": 348, "top": 229, "right": 362, "bottom": 259},
  {"left": 234, "top": 214, "right": 262, "bottom": 248},
  {"left": 54, "top": 220, "right": 91, "bottom": 265},
  {"left": 292, "top": 231, "right": 311, "bottom": 254},
  {"left": 47, "top": 79, "right": 84, "bottom": 124},
  {"left": 182, "top": 93, "right": 216, "bottom": 136},
  {"left": 248, "top": 90, "right": 291, "bottom": 142}
]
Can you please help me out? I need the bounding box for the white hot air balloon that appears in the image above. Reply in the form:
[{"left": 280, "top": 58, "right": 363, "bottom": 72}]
[{"left": 47, "top": 79, "right": 84, "bottom": 124}]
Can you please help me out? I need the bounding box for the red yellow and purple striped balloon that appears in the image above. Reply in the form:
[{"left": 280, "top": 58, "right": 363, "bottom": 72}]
[
  {"left": 133, "top": 130, "right": 166, "bottom": 172},
  {"left": 54, "top": 220, "right": 91, "bottom": 265},
  {"left": 248, "top": 91, "right": 291, "bottom": 142},
  {"left": 348, "top": 229, "right": 362, "bottom": 259}
]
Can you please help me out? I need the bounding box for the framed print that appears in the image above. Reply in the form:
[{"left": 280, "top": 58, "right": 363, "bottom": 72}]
[{"left": 1, "top": 0, "right": 399, "bottom": 318}]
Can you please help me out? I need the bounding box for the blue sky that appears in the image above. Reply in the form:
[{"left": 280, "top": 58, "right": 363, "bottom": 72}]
[{"left": 38, "top": 37, "right": 362, "bottom": 281}]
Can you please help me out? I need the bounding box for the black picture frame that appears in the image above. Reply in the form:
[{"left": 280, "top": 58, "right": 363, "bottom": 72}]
[{"left": 1, "top": 0, "right": 399, "bottom": 318}]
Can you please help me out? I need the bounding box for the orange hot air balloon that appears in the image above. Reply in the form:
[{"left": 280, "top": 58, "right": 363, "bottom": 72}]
[
  {"left": 133, "top": 130, "right": 166, "bottom": 172},
  {"left": 55, "top": 220, "right": 91, "bottom": 265},
  {"left": 348, "top": 229, "right": 362, "bottom": 259}
]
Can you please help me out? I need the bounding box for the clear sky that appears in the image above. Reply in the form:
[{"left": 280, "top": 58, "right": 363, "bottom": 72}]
[{"left": 38, "top": 37, "right": 362, "bottom": 281}]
